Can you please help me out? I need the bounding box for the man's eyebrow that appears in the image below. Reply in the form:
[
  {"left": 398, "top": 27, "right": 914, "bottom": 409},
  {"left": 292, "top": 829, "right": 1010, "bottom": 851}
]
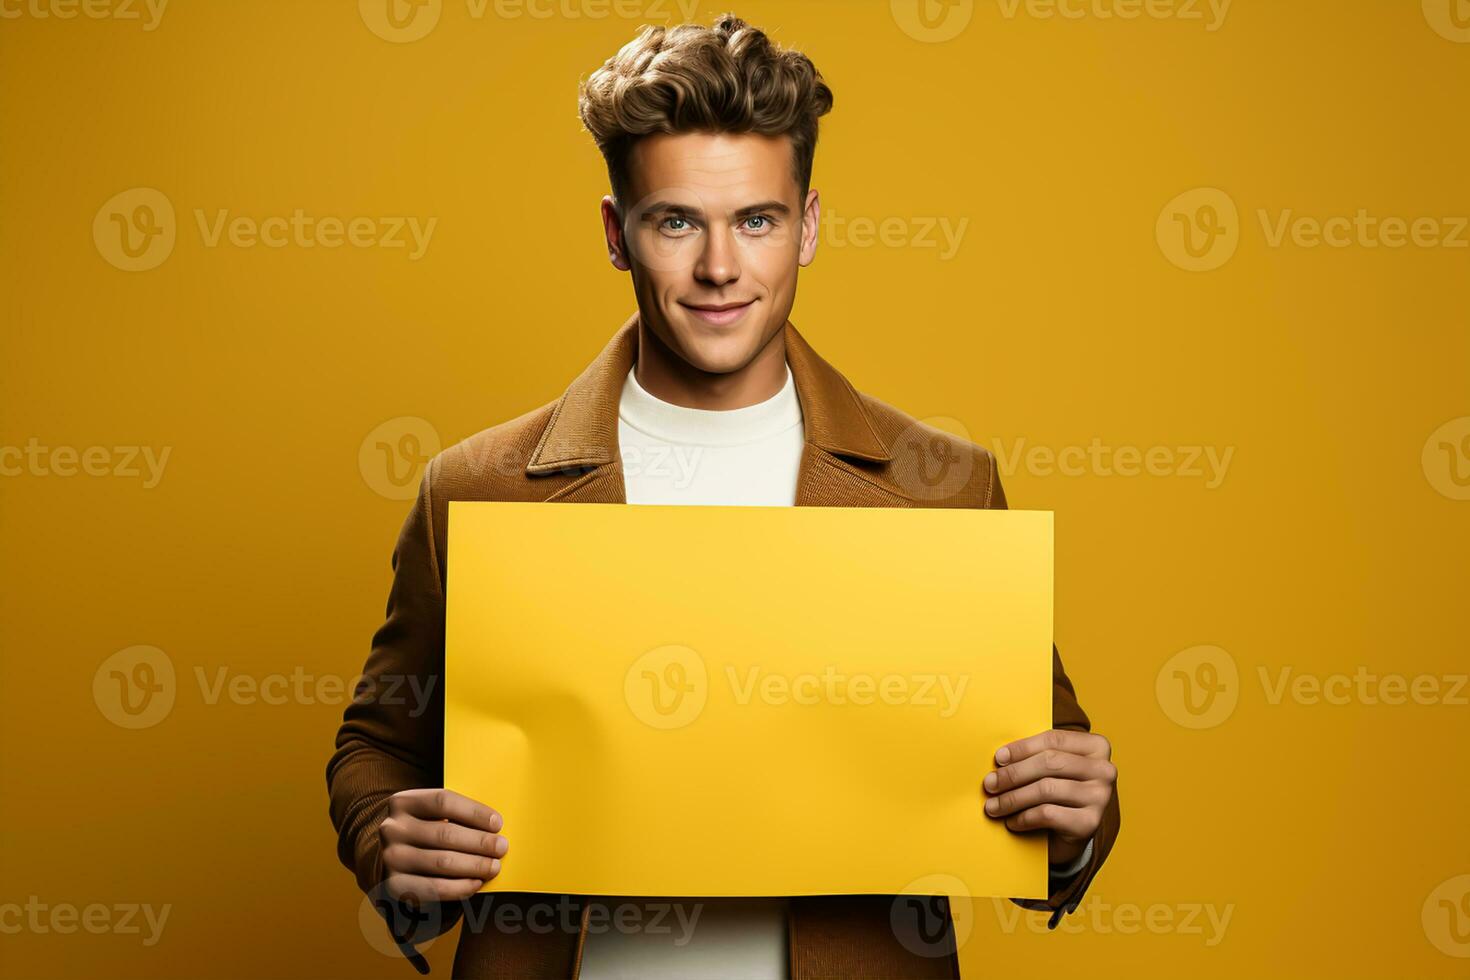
[
  {"left": 732, "top": 201, "right": 791, "bottom": 218},
  {"left": 637, "top": 201, "right": 698, "bottom": 220},
  {"left": 638, "top": 200, "right": 792, "bottom": 220}
]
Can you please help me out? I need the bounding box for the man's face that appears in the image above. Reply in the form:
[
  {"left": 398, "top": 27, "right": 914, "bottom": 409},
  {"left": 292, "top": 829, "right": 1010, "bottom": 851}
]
[{"left": 603, "top": 131, "right": 819, "bottom": 375}]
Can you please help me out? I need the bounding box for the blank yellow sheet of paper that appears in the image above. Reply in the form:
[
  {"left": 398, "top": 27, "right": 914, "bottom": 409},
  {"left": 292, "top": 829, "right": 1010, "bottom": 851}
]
[{"left": 444, "top": 502, "right": 1052, "bottom": 900}]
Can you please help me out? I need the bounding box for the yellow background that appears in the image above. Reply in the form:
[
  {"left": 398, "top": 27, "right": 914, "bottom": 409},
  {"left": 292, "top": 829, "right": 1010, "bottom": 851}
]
[{"left": 1, "top": 0, "right": 1467, "bottom": 977}]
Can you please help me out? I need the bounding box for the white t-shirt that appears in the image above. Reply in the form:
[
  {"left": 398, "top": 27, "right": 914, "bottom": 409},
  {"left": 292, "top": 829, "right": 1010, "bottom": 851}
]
[{"left": 577, "top": 364, "right": 803, "bottom": 979}]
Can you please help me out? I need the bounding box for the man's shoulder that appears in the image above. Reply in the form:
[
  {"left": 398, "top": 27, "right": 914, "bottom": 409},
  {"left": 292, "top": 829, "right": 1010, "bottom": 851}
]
[{"left": 852, "top": 390, "right": 1004, "bottom": 509}]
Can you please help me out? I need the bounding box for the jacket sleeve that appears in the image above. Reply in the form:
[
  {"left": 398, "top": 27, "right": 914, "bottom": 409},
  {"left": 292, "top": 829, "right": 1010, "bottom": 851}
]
[
  {"left": 326, "top": 456, "right": 463, "bottom": 950},
  {"left": 985, "top": 453, "right": 1121, "bottom": 928}
]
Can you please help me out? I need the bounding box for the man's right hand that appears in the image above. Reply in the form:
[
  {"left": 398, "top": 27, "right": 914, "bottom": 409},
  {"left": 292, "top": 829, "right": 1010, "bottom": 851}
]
[{"left": 379, "top": 788, "right": 508, "bottom": 903}]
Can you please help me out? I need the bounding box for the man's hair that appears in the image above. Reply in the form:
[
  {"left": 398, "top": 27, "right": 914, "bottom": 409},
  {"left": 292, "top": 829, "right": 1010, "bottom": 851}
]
[{"left": 578, "top": 13, "right": 833, "bottom": 206}]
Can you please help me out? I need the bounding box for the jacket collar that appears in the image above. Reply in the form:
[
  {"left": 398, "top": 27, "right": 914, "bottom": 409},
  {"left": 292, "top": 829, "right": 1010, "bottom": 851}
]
[{"left": 526, "top": 312, "right": 892, "bottom": 475}]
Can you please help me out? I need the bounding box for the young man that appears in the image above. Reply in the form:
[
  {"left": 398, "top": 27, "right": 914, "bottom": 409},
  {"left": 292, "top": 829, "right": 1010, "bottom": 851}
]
[{"left": 328, "top": 14, "right": 1119, "bottom": 978}]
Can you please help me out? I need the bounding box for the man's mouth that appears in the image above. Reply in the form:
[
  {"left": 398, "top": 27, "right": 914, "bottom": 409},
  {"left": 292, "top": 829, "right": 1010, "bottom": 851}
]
[{"left": 680, "top": 299, "right": 756, "bottom": 326}]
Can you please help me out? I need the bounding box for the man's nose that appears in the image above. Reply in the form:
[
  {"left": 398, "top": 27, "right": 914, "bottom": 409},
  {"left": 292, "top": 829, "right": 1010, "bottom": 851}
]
[{"left": 693, "top": 225, "right": 741, "bottom": 287}]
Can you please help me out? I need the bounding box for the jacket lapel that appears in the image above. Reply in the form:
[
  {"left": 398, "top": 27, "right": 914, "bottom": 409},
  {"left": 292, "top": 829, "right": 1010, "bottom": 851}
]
[{"left": 526, "top": 312, "right": 901, "bottom": 507}]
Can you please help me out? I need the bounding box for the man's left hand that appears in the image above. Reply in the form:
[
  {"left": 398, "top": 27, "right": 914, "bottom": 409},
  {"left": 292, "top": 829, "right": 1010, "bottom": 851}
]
[{"left": 983, "top": 729, "right": 1116, "bottom": 868}]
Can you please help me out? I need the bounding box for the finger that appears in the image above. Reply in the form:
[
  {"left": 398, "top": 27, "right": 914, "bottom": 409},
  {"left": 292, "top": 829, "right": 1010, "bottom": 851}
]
[
  {"left": 984, "top": 777, "right": 1106, "bottom": 818},
  {"left": 383, "top": 815, "right": 508, "bottom": 858},
  {"left": 383, "top": 844, "right": 502, "bottom": 881},
  {"left": 392, "top": 789, "right": 503, "bottom": 832},
  {"left": 984, "top": 752, "right": 1116, "bottom": 795},
  {"left": 1003, "top": 802, "right": 1096, "bottom": 838},
  {"left": 385, "top": 872, "right": 485, "bottom": 904},
  {"left": 995, "top": 729, "right": 1110, "bottom": 766}
]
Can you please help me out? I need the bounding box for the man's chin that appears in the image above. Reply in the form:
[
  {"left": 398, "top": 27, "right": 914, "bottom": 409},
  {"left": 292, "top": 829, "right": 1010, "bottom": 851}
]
[{"left": 666, "top": 323, "right": 770, "bottom": 375}]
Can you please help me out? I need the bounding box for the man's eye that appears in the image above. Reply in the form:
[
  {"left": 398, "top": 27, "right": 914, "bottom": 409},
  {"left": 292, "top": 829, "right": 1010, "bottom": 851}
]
[
  {"left": 661, "top": 216, "right": 692, "bottom": 232},
  {"left": 744, "top": 215, "right": 770, "bottom": 231}
]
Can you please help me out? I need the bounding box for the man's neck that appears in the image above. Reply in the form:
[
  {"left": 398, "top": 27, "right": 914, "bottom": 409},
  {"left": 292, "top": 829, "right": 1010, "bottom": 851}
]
[{"left": 633, "top": 319, "right": 789, "bottom": 411}]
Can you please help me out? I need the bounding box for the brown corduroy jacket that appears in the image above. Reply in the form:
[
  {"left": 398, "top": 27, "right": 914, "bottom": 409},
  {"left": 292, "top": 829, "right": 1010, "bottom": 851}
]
[{"left": 328, "top": 313, "right": 1120, "bottom": 978}]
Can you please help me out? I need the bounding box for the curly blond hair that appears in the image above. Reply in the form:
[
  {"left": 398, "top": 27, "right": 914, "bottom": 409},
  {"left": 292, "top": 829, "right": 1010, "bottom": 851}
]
[{"left": 578, "top": 13, "right": 833, "bottom": 204}]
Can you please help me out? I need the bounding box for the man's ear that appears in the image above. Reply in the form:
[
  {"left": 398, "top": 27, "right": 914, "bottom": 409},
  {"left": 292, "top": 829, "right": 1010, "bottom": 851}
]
[
  {"left": 601, "top": 195, "right": 632, "bottom": 271},
  {"left": 798, "top": 188, "right": 820, "bottom": 267}
]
